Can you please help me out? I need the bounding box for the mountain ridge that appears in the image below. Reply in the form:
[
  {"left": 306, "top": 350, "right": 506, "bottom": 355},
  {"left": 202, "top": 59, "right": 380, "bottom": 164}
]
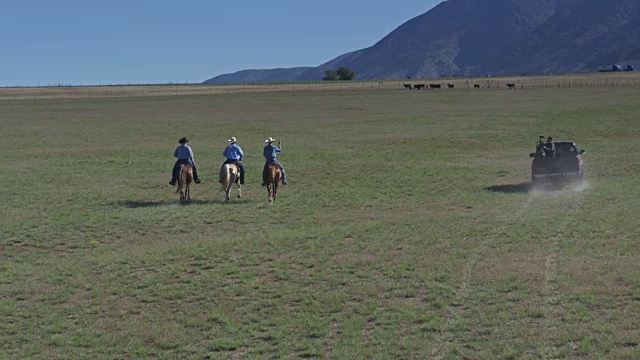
[{"left": 204, "top": 0, "right": 640, "bottom": 83}]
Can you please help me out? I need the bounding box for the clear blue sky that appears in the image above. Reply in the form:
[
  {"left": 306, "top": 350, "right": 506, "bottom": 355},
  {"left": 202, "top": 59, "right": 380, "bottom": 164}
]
[{"left": 1, "top": 0, "right": 440, "bottom": 86}]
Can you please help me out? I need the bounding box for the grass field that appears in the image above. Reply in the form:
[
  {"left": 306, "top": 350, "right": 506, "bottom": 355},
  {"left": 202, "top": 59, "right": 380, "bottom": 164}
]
[
  {"left": 2, "top": 71, "right": 640, "bottom": 101},
  {"left": 1, "top": 85, "right": 640, "bottom": 359}
]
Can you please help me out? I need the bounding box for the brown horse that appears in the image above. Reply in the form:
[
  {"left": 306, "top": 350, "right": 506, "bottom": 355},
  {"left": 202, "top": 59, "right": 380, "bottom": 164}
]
[
  {"left": 176, "top": 164, "right": 193, "bottom": 201},
  {"left": 263, "top": 163, "right": 282, "bottom": 203},
  {"left": 220, "top": 163, "right": 241, "bottom": 202}
]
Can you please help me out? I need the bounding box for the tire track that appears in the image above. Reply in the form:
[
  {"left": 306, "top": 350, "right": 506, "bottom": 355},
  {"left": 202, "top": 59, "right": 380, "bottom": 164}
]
[
  {"left": 432, "top": 193, "right": 538, "bottom": 358},
  {"left": 432, "top": 185, "right": 588, "bottom": 358},
  {"left": 540, "top": 185, "right": 587, "bottom": 355}
]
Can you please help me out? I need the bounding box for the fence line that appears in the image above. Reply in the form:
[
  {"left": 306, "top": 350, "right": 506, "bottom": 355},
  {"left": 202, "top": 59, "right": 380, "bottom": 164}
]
[{"left": 2, "top": 74, "right": 640, "bottom": 101}]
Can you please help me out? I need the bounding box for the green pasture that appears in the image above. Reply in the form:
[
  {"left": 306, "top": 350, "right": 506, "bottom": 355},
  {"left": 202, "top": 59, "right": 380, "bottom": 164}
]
[{"left": 1, "top": 87, "right": 639, "bottom": 359}]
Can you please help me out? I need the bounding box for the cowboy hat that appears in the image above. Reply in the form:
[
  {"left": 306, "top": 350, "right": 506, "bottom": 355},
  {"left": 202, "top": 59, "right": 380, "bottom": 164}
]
[
  {"left": 228, "top": 136, "right": 237, "bottom": 143},
  {"left": 264, "top": 137, "right": 275, "bottom": 143},
  {"left": 178, "top": 137, "right": 188, "bottom": 143}
]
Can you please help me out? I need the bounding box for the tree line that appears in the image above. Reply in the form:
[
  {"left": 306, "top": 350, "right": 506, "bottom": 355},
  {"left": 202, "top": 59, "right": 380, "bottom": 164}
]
[{"left": 323, "top": 67, "right": 355, "bottom": 81}]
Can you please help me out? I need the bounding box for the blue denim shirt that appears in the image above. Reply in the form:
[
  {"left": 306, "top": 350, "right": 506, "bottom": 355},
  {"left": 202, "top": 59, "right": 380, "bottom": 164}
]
[
  {"left": 174, "top": 144, "right": 194, "bottom": 163},
  {"left": 263, "top": 144, "right": 280, "bottom": 161},
  {"left": 223, "top": 143, "right": 244, "bottom": 160}
]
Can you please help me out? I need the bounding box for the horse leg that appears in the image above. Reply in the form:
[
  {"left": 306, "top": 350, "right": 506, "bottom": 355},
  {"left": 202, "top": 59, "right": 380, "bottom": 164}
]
[
  {"left": 225, "top": 174, "right": 232, "bottom": 202},
  {"left": 187, "top": 170, "right": 193, "bottom": 200},
  {"left": 273, "top": 180, "right": 278, "bottom": 203},
  {"left": 221, "top": 167, "right": 229, "bottom": 202},
  {"left": 233, "top": 169, "right": 241, "bottom": 198},
  {"left": 272, "top": 170, "right": 281, "bottom": 203}
]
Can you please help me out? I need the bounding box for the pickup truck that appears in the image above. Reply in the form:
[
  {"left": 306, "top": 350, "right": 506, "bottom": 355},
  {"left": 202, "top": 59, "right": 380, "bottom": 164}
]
[{"left": 529, "top": 138, "right": 586, "bottom": 185}]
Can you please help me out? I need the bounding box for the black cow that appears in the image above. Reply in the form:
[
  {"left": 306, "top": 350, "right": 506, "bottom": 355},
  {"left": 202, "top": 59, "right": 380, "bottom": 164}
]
[
  {"left": 430, "top": 84, "right": 441, "bottom": 89},
  {"left": 414, "top": 84, "right": 425, "bottom": 90},
  {"left": 403, "top": 84, "right": 413, "bottom": 90},
  {"left": 506, "top": 83, "right": 516, "bottom": 89},
  {"left": 447, "top": 84, "right": 455, "bottom": 89},
  {"left": 474, "top": 84, "right": 480, "bottom": 89}
]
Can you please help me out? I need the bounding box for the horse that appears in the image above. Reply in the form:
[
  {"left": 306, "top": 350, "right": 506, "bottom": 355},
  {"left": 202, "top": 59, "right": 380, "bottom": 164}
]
[
  {"left": 176, "top": 163, "right": 193, "bottom": 201},
  {"left": 263, "top": 163, "right": 282, "bottom": 203},
  {"left": 220, "top": 163, "right": 241, "bottom": 202}
]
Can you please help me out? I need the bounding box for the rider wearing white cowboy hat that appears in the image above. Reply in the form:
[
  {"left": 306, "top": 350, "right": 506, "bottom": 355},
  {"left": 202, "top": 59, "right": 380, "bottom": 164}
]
[
  {"left": 169, "top": 136, "right": 201, "bottom": 185},
  {"left": 221, "top": 136, "right": 245, "bottom": 184},
  {"left": 262, "top": 136, "right": 287, "bottom": 185}
]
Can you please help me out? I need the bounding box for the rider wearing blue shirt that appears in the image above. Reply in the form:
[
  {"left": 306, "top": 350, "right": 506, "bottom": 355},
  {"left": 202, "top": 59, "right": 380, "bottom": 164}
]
[
  {"left": 169, "top": 137, "right": 201, "bottom": 185},
  {"left": 262, "top": 137, "right": 287, "bottom": 185},
  {"left": 221, "top": 136, "right": 245, "bottom": 184}
]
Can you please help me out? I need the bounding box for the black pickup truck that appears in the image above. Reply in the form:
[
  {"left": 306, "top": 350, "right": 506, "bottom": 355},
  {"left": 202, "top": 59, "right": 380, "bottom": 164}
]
[{"left": 529, "top": 136, "right": 586, "bottom": 185}]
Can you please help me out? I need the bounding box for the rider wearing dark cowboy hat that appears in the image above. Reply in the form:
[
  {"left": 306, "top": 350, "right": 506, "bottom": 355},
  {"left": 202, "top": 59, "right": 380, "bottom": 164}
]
[{"left": 169, "top": 137, "right": 201, "bottom": 185}]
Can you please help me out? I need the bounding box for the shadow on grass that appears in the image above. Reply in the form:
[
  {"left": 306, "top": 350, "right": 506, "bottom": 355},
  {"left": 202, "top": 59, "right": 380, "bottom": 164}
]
[
  {"left": 211, "top": 198, "right": 259, "bottom": 206},
  {"left": 120, "top": 200, "right": 171, "bottom": 208},
  {"left": 485, "top": 182, "right": 532, "bottom": 194},
  {"left": 119, "top": 199, "right": 211, "bottom": 208},
  {"left": 118, "top": 197, "right": 259, "bottom": 208},
  {"left": 178, "top": 199, "right": 217, "bottom": 206}
]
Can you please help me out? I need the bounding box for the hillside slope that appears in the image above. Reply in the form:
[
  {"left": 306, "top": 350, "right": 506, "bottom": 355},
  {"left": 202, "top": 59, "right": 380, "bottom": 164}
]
[{"left": 204, "top": 0, "right": 640, "bottom": 83}]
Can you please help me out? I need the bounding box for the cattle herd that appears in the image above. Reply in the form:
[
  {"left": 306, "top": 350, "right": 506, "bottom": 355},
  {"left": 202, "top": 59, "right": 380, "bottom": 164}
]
[{"left": 403, "top": 82, "right": 517, "bottom": 90}]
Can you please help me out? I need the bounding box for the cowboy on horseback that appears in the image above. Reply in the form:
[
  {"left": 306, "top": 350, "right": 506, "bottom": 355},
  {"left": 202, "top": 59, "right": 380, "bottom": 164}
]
[
  {"left": 220, "top": 136, "right": 245, "bottom": 185},
  {"left": 262, "top": 137, "right": 287, "bottom": 186},
  {"left": 169, "top": 137, "right": 201, "bottom": 185}
]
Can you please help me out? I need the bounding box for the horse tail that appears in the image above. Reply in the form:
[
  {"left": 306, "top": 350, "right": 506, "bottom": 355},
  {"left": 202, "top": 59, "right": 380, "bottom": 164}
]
[
  {"left": 185, "top": 165, "right": 193, "bottom": 187},
  {"left": 219, "top": 164, "right": 229, "bottom": 191},
  {"left": 274, "top": 166, "right": 282, "bottom": 183},
  {"left": 176, "top": 165, "right": 185, "bottom": 194},
  {"left": 266, "top": 163, "right": 281, "bottom": 183},
  {"left": 265, "top": 163, "right": 282, "bottom": 203}
]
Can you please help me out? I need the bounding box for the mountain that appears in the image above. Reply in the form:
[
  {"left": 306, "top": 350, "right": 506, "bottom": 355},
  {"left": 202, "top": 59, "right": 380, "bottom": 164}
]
[
  {"left": 204, "top": 67, "right": 312, "bottom": 84},
  {"left": 497, "top": 0, "right": 640, "bottom": 74},
  {"left": 203, "top": 0, "right": 640, "bottom": 83}
]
